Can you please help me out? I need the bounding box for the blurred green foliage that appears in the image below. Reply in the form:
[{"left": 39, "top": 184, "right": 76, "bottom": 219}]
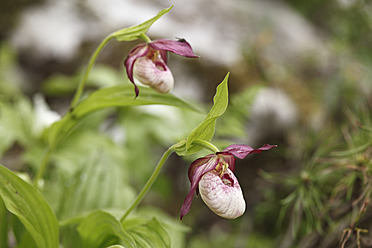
[{"left": 0, "top": 1, "right": 372, "bottom": 247}]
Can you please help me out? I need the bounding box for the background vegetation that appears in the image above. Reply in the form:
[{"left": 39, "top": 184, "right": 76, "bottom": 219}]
[{"left": 0, "top": 0, "right": 371, "bottom": 247}]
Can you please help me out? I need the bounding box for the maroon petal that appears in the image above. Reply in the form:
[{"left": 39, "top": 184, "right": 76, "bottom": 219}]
[
  {"left": 223, "top": 144, "right": 277, "bottom": 159},
  {"left": 159, "top": 50, "right": 168, "bottom": 64},
  {"left": 180, "top": 156, "right": 219, "bottom": 220},
  {"left": 218, "top": 153, "right": 236, "bottom": 173},
  {"left": 149, "top": 39, "right": 199, "bottom": 58},
  {"left": 124, "top": 43, "right": 149, "bottom": 97},
  {"left": 187, "top": 154, "right": 215, "bottom": 182}
]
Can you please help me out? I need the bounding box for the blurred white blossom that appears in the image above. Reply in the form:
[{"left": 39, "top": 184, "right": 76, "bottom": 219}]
[{"left": 32, "top": 93, "right": 61, "bottom": 136}]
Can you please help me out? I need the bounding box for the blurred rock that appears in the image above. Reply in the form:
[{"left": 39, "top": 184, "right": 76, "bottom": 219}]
[
  {"left": 11, "top": 0, "right": 329, "bottom": 66},
  {"left": 247, "top": 87, "right": 298, "bottom": 144}
]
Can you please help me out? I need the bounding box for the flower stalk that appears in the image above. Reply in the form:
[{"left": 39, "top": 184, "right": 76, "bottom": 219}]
[
  {"left": 120, "top": 145, "right": 175, "bottom": 223},
  {"left": 192, "top": 140, "right": 220, "bottom": 153},
  {"left": 119, "top": 140, "right": 221, "bottom": 223},
  {"left": 34, "top": 34, "right": 115, "bottom": 186},
  {"left": 140, "top": 34, "right": 152, "bottom": 43},
  {"left": 70, "top": 33, "right": 115, "bottom": 110}
]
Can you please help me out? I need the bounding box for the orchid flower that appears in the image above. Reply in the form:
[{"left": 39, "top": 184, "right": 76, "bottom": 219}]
[
  {"left": 180, "top": 144, "right": 277, "bottom": 220},
  {"left": 124, "top": 39, "right": 198, "bottom": 97}
]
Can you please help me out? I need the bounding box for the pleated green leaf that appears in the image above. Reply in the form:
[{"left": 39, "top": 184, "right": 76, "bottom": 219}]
[
  {"left": 112, "top": 6, "right": 173, "bottom": 42},
  {"left": 46, "top": 85, "right": 199, "bottom": 147},
  {"left": 73, "top": 85, "right": 199, "bottom": 118},
  {"left": 0, "top": 165, "right": 59, "bottom": 248},
  {"left": 0, "top": 197, "right": 7, "bottom": 248},
  {"left": 78, "top": 210, "right": 136, "bottom": 248},
  {"left": 123, "top": 217, "right": 171, "bottom": 248}
]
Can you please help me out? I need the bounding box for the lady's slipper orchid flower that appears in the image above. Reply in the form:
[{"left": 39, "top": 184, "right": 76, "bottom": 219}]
[
  {"left": 180, "top": 144, "right": 277, "bottom": 220},
  {"left": 124, "top": 39, "right": 198, "bottom": 97}
]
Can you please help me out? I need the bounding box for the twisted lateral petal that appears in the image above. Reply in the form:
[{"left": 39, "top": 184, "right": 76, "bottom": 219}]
[
  {"left": 187, "top": 154, "right": 216, "bottom": 182},
  {"left": 124, "top": 44, "right": 149, "bottom": 97},
  {"left": 180, "top": 156, "right": 219, "bottom": 220},
  {"left": 133, "top": 56, "right": 174, "bottom": 93},
  {"left": 199, "top": 169, "right": 246, "bottom": 219},
  {"left": 150, "top": 39, "right": 199, "bottom": 58},
  {"left": 223, "top": 144, "right": 277, "bottom": 159}
]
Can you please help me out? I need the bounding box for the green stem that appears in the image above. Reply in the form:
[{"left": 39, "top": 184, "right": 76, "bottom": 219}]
[
  {"left": 140, "top": 34, "right": 152, "bottom": 43},
  {"left": 192, "top": 139, "right": 220, "bottom": 153},
  {"left": 34, "top": 34, "right": 114, "bottom": 187},
  {"left": 33, "top": 147, "right": 53, "bottom": 187},
  {"left": 70, "top": 34, "right": 114, "bottom": 110},
  {"left": 33, "top": 33, "right": 148, "bottom": 187},
  {"left": 120, "top": 145, "right": 175, "bottom": 223}
]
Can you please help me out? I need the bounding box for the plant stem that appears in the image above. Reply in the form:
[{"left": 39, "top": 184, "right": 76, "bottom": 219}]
[
  {"left": 33, "top": 33, "right": 152, "bottom": 189},
  {"left": 70, "top": 34, "right": 114, "bottom": 110},
  {"left": 34, "top": 35, "right": 114, "bottom": 187},
  {"left": 192, "top": 139, "right": 220, "bottom": 153},
  {"left": 120, "top": 140, "right": 219, "bottom": 223},
  {"left": 120, "top": 145, "right": 175, "bottom": 223},
  {"left": 140, "top": 34, "right": 152, "bottom": 43}
]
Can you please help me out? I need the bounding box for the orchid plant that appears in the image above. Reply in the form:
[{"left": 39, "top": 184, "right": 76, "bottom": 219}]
[{"left": 0, "top": 6, "right": 276, "bottom": 248}]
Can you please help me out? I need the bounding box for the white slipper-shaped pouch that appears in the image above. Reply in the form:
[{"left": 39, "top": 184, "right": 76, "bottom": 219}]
[{"left": 199, "top": 168, "right": 246, "bottom": 219}]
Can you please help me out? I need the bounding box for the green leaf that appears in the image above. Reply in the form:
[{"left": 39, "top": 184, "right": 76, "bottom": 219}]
[
  {"left": 13, "top": 228, "right": 38, "bottom": 248},
  {"left": 73, "top": 85, "right": 199, "bottom": 118},
  {"left": 55, "top": 150, "right": 135, "bottom": 221},
  {"left": 112, "top": 6, "right": 173, "bottom": 41},
  {"left": 78, "top": 210, "right": 136, "bottom": 248},
  {"left": 45, "top": 111, "right": 78, "bottom": 148},
  {"left": 0, "top": 197, "right": 7, "bottom": 248},
  {"left": 41, "top": 73, "right": 80, "bottom": 96},
  {"left": 0, "top": 96, "right": 34, "bottom": 155},
  {"left": 0, "top": 165, "right": 59, "bottom": 248},
  {"left": 174, "top": 73, "right": 229, "bottom": 155},
  {"left": 123, "top": 217, "right": 171, "bottom": 248},
  {"left": 46, "top": 85, "right": 199, "bottom": 147}
]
